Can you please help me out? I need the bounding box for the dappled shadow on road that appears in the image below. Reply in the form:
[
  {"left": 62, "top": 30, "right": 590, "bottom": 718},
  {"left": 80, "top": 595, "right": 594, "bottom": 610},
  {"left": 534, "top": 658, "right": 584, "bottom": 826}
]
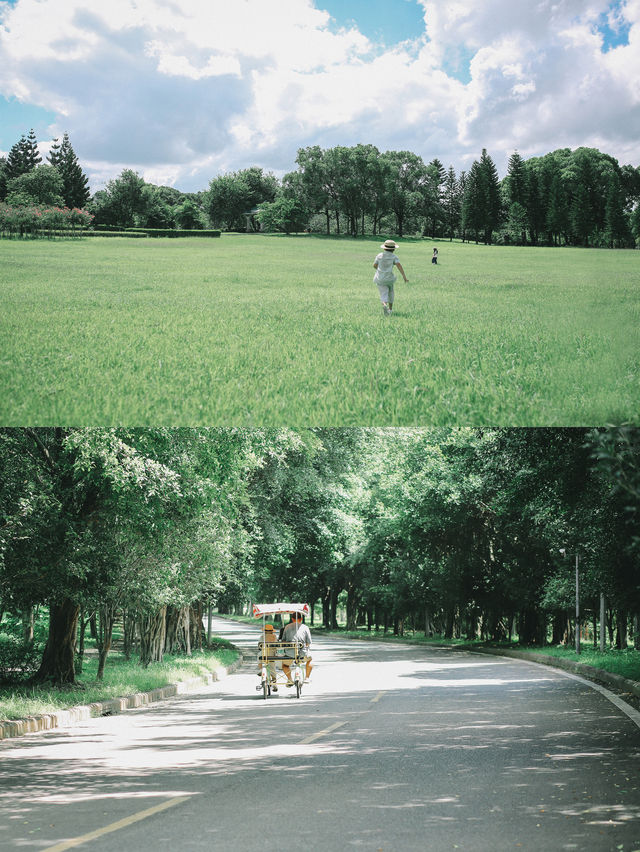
[{"left": 1, "top": 646, "right": 639, "bottom": 851}]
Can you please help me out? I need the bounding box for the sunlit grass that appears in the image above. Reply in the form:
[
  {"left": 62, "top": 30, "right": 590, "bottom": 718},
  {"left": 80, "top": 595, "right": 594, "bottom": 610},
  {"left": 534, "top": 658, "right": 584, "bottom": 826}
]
[
  {"left": 0, "top": 642, "right": 239, "bottom": 720},
  {"left": 521, "top": 644, "right": 640, "bottom": 681},
  {"left": 1, "top": 234, "right": 638, "bottom": 424}
]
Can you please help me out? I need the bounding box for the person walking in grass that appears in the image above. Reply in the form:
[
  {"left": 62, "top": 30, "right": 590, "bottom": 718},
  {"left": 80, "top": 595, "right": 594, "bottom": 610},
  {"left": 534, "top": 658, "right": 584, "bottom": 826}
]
[{"left": 373, "top": 239, "right": 408, "bottom": 316}]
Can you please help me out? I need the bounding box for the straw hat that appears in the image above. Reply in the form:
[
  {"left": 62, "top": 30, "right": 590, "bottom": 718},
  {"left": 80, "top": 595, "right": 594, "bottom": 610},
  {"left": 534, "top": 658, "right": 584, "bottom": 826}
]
[{"left": 381, "top": 239, "right": 399, "bottom": 250}]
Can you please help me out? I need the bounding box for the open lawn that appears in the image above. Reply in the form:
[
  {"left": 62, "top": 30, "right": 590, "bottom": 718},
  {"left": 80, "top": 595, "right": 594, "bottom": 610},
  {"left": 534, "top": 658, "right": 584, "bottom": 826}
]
[{"left": 1, "top": 234, "right": 638, "bottom": 424}]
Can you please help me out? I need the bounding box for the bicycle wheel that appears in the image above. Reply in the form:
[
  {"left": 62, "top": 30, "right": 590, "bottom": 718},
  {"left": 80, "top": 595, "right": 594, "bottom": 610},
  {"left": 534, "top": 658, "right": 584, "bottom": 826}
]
[
  {"left": 263, "top": 680, "right": 269, "bottom": 699},
  {"left": 295, "top": 680, "right": 301, "bottom": 698}
]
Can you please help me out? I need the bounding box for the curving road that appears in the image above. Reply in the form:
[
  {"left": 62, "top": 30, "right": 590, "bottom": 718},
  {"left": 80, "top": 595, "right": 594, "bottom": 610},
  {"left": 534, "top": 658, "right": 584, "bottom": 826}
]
[{"left": 0, "top": 616, "right": 639, "bottom": 851}]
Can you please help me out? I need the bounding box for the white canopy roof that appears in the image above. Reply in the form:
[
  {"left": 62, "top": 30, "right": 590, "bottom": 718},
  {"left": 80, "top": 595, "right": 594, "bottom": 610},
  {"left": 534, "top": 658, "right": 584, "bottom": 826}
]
[{"left": 252, "top": 602, "right": 310, "bottom": 617}]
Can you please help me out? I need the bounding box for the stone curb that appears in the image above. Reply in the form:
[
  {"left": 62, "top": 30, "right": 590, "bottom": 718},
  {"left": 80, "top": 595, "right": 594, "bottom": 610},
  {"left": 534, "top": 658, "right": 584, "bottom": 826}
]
[
  {"left": 0, "top": 651, "right": 245, "bottom": 742},
  {"left": 468, "top": 646, "right": 640, "bottom": 698}
]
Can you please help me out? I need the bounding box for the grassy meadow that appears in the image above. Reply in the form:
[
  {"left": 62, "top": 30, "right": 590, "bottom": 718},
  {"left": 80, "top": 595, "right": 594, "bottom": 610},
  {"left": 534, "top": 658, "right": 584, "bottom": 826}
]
[{"left": 1, "top": 233, "right": 638, "bottom": 424}]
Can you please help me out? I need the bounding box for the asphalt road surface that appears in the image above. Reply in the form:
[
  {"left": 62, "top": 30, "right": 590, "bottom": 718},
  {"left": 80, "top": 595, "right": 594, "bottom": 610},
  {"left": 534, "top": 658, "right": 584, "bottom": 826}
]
[{"left": 1, "top": 616, "right": 639, "bottom": 851}]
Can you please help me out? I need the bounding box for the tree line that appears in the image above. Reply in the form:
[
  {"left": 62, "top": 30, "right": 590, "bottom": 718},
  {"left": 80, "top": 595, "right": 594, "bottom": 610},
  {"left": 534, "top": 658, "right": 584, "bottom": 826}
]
[
  {"left": 2, "top": 129, "right": 639, "bottom": 246},
  {"left": 1, "top": 427, "right": 637, "bottom": 686}
]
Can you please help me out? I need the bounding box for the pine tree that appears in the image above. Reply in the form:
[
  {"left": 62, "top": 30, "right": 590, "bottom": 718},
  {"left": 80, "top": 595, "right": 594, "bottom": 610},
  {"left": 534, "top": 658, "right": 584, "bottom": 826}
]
[
  {"left": 507, "top": 151, "right": 528, "bottom": 244},
  {"left": 48, "top": 137, "right": 63, "bottom": 168},
  {"left": 0, "top": 156, "right": 7, "bottom": 201},
  {"left": 442, "top": 165, "right": 460, "bottom": 241},
  {"left": 24, "top": 128, "right": 42, "bottom": 170},
  {"left": 461, "top": 161, "right": 485, "bottom": 243},
  {"left": 525, "top": 166, "right": 545, "bottom": 245},
  {"left": 545, "top": 172, "right": 569, "bottom": 246},
  {"left": 479, "top": 148, "right": 502, "bottom": 244},
  {"left": 5, "top": 129, "right": 42, "bottom": 184},
  {"left": 507, "top": 151, "right": 527, "bottom": 207},
  {"left": 48, "top": 132, "right": 90, "bottom": 208},
  {"left": 5, "top": 136, "right": 29, "bottom": 182}
]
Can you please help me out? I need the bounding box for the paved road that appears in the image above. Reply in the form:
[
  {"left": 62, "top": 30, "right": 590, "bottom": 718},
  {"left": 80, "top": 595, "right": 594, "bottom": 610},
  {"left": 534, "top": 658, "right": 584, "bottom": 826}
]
[{"left": 1, "top": 617, "right": 639, "bottom": 851}]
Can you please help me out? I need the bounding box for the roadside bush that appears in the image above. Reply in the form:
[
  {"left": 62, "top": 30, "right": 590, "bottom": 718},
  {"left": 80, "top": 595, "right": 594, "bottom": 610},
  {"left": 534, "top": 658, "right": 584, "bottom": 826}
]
[{"left": 0, "top": 635, "right": 43, "bottom": 683}]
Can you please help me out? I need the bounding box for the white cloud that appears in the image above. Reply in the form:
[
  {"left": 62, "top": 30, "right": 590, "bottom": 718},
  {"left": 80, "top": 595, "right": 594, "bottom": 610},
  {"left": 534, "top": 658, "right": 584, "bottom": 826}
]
[{"left": 0, "top": 0, "right": 639, "bottom": 192}]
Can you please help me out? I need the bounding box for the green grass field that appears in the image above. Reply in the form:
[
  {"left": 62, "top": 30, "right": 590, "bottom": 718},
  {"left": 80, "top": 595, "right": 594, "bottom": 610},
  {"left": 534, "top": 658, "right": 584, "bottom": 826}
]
[{"left": 1, "top": 234, "right": 638, "bottom": 424}]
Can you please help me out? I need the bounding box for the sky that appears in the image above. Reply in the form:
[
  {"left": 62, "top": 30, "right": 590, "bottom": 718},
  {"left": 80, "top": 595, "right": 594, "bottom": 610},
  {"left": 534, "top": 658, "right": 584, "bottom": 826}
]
[{"left": 0, "top": 0, "right": 638, "bottom": 193}]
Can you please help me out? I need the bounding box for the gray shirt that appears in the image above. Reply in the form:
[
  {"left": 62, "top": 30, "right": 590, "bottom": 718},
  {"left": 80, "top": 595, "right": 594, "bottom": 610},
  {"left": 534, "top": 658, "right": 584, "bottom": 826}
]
[{"left": 282, "top": 621, "right": 312, "bottom": 649}]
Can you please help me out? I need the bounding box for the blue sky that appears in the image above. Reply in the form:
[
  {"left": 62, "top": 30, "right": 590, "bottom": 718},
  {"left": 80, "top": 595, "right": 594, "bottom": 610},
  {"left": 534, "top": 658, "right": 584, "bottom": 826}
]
[
  {"left": 322, "top": 0, "right": 425, "bottom": 46},
  {"left": 0, "top": 0, "right": 638, "bottom": 191}
]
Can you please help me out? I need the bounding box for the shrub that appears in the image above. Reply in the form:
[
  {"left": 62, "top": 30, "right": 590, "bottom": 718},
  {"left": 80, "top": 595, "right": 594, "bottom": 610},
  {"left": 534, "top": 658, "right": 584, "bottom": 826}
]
[
  {"left": 124, "top": 228, "right": 221, "bottom": 238},
  {"left": 0, "top": 203, "right": 93, "bottom": 238},
  {"left": 0, "top": 635, "right": 43, "bottom": 683}
]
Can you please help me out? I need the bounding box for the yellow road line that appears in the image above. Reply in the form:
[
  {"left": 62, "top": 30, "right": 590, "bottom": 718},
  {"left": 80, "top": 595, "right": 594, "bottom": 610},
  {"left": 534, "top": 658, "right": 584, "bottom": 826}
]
[
  {"left": 42, "top": 796, "right": 191, "bottom": 852},
  {"left": 300, "top": 720, "right": 347, "bottom": 744},
  {"left": 370, "top": 691, "right": 387, "bottom": 704}
]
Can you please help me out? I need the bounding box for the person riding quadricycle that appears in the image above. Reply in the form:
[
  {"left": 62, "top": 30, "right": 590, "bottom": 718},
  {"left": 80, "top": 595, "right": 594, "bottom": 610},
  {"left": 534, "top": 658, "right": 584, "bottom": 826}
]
[{"left": 253, "top": 602, "right": 312, "bottom": 699}]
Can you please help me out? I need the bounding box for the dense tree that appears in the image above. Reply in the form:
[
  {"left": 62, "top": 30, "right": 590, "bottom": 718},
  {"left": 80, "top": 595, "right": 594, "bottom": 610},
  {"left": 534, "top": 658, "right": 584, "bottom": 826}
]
[
  {"left": 382, "top": 150, "right": 428, "bottom": 237},
  {"left": 5, "top": 164, "right": 65, "bottom": 207},
  {"left": 89, "top": 169, "right": 148, "bottom": 227},
  {"left": 206, "top": 167, "right": 278, "bottom": 231}
]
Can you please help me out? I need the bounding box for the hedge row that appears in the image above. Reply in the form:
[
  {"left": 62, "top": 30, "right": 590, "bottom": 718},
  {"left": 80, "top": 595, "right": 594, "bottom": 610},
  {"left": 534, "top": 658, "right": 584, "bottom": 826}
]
[
  {"left": 124, "top": 228, "right": 221, "bottom": 238},
  {"left": 85, "top": 231, "right": 148, "bottom": 238}
]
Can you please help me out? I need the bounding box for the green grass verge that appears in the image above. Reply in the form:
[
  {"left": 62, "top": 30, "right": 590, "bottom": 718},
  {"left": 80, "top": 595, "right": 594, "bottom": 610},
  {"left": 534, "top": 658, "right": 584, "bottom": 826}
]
[
  {"left": 1, "top": 234, "right": 638, "bottom": 424},
  {"left": 508, "top": 644, "right": 640, "bottom": 682},
  {"left": 0, "top": 641, "right": 239, "bottom": 720}
]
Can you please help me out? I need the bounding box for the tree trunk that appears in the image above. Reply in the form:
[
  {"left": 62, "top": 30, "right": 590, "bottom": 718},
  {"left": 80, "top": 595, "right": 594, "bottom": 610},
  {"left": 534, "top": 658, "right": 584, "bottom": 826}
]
[
  {"left": 76, "top": 610, "right": 91, "bottom": 674},
  {"left": 123, "top": 609, "right": 136, "bottom": 660},
  {"left": 345, "top": 583, "right": 358, "bottom": 631},
  {"left": 551, "top": 612, "right": 564, "bottom": 644},
  {"left": 96, "top": 604, "right": 116, "bottom": 680},
  {"left": 424, "top": 607, "right": 432, "bottom": 637},
  {"left": 139, "top": 607, "right": 167, "bottom": 667},
  {"left": 322, "top": 589, "right": 331, "bottom": 628},
  {"left": 607, "top": 608, "right": 615, "bottom": 645},
  {"left": 22, "top": 607, "right": 35, "bottom": 644},
  {"left": 32, "top": 598, "right": 79, "bottom": 684},
  {"left": 616, "top": 610, "right": 628, "bottom": 649},
  {"left": 330, "top": 588, "right": 339, "bottom": 630},
  {"left": 599, "top": 594, "right": 606, "bottom": 652}
]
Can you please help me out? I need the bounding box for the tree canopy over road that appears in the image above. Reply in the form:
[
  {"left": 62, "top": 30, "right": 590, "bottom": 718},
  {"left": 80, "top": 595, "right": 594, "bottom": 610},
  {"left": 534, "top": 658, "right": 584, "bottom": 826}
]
[{"left": 0, "top": 427, "right": 637, "bottom": 685}]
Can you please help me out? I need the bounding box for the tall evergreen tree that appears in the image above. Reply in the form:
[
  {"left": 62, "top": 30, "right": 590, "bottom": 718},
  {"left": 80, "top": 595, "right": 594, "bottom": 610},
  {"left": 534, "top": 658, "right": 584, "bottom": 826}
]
[
  {"left": 5, "top": 136, "right": 29, "bottom": 182},
  {"left": 48, "top": 132, "right": 90, "bottom": 208},
  {"left": 442, "top": 165, "right": 460, "bottom": 241},
  {"left": 479, "top": 148, "right": 502, "bottom": 244},
  {"left": 507, "top": 151, "right": 528, "bottom": 244},
  {"left": 0, "top": 156, "right": 7, "bottom": 202},
  {"left": 24, "top": 128, "right": 42, "bottom": 171},
  {"left": 507, "top": 151, "right": 527, "bottom": 207},
  {"left": 461, "top": 161, "right": 485, "bottom": 243},
  {"left": 525, "top": 166, "right": 546, "bottom": 245},
  {"left": 545, "top": 172, "right": 569, "bottom": 246}
]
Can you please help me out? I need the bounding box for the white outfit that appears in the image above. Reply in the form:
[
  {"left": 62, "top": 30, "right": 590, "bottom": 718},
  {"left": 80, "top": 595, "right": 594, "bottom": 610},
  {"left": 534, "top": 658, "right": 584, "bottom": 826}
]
[{"left": 374, "top": 251, "right": 399, "bottom": 302}]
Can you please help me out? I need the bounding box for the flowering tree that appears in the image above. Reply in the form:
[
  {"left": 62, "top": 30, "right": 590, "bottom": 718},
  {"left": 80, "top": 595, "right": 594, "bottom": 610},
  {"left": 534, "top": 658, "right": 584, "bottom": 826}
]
[{"left": 0, "top": 203, "right": 93, "bottom": 238}]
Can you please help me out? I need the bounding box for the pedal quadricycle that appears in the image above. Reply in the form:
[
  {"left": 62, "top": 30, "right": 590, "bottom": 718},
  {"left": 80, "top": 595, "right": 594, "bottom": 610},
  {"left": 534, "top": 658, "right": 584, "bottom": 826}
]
[{"left": 253, "top": 602, "right": 312, "bottom": 699}]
